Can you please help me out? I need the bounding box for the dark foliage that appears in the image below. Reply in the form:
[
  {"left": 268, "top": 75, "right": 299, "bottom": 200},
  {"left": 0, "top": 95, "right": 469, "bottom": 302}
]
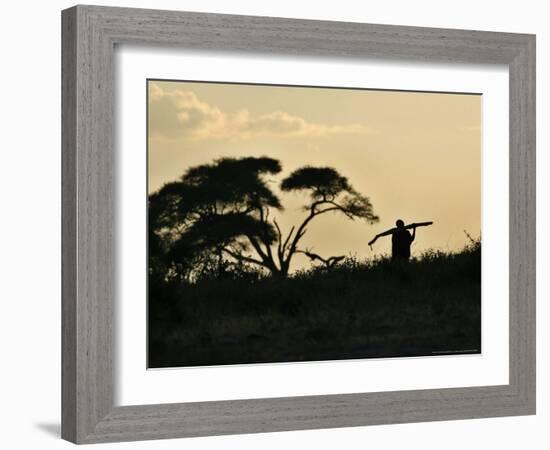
[
  {"left": 149, "top": 240, "right": 481, "bottom": 367},
  {"left": 281, "top": 166, "right": 353, "bottom": 198}
]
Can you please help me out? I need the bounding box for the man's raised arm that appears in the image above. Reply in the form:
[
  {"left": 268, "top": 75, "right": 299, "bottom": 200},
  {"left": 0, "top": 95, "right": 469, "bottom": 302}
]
[{"left": 368, "top": 227, "right": 396, "bottom": 247}]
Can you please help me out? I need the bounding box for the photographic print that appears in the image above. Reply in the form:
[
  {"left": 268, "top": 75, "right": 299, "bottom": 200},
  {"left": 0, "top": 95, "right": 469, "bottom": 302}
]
[{"left": 147, "top": 80, "right": 481, "bottom": 368}]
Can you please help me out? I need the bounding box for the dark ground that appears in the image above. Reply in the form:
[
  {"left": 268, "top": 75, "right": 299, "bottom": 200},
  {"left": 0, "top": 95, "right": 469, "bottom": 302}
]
[{"left": 148, "top": 242, "right": 481, "bottom": 368}]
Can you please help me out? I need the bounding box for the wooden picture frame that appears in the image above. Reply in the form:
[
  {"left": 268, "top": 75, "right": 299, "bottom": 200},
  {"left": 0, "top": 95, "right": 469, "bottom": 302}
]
[{"left": 61, "top": 5, "right": 536, "bottom": 444}]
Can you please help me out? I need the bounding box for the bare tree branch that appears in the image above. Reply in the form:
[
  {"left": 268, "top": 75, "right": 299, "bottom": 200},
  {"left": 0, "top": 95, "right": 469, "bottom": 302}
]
[
  {"left": 222, "top": 248, "right": 267, "bottom": 268},
  {"left": 297, "top": 249, "right": 345, "bottom": 268},
  {"left": 247, "top": 235, "right": 268, "bottom": 260},
  {"left": 273, "top": 219, "right": 284, "bottom": 263},
  {"left": 281, "top": 225, "right": 295, "bottom": 256}
]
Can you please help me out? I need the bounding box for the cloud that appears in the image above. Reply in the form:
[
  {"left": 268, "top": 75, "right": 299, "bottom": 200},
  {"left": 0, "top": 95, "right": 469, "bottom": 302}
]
[
  {"left": 149, "top": 83, "right": 373, "bottom": 141},
  {"left": 149, "top": 83, "right": 226, "bottom": 139}
]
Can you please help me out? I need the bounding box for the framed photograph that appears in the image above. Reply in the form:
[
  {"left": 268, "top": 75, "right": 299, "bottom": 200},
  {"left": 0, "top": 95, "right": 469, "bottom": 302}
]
[
  {"left": 62, "top": 5, "right": 536, "bottom": 444},
  {"left": 146, "top": 79, "right": 481, "bottom": 368}
]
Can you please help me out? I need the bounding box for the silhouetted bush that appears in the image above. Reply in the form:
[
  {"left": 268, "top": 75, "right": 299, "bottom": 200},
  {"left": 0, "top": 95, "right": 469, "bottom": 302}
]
[{"left": 148, "top": 240, "right": 481, "bottom": 368}]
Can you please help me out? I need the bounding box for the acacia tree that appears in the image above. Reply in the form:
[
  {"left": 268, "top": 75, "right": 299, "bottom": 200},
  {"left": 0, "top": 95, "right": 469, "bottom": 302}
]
[{"left": 149, "top": 156, "right": 378, "bottom": 280}]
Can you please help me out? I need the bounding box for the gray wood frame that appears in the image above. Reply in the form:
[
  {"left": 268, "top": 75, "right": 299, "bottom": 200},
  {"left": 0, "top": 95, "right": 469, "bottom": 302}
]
[{"left": 62, "top": 5, "right": 536, "bottom": 444}]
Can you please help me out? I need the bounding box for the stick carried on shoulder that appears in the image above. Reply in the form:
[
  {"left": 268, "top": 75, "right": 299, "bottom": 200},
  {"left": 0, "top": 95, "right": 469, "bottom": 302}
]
[{"left": 368, "top": 221, "right": 433, "bottom": 249}]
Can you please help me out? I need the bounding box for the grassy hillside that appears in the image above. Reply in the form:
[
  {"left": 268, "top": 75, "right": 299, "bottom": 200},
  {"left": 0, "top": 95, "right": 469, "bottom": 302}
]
[{"left": 148, "top": 239, "right": 481, "bottom": 368}]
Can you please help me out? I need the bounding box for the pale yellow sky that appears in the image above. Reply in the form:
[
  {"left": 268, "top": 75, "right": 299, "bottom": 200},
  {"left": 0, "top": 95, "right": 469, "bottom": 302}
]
[{"left": 148, "top": 80, "right": 481, "bottom": 271}]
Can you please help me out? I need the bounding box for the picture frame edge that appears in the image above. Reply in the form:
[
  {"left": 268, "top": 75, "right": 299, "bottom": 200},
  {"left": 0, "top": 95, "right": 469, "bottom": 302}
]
[{"left": 61, "top": 4, "right": 536, "bottom": 444}]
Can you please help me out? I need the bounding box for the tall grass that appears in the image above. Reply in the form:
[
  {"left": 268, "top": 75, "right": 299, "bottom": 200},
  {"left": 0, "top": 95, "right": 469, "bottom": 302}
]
[{"left": 149, "top": 239, "right": 481, "bottom": 367}]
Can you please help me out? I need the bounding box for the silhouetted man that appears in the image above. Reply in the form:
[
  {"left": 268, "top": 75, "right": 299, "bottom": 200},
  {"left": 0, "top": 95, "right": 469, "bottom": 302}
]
[
  {"left": 391, "top": 219, "right": 415, "bottom": 260},
  {"left": 368, "top": 219, "right": 433, "bottom": 261}
]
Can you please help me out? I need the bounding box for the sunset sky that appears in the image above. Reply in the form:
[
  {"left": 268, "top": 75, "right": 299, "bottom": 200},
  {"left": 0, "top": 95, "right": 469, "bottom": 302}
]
[{"left": 148, "top": 80, "right": 481, "bottom": 271}]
